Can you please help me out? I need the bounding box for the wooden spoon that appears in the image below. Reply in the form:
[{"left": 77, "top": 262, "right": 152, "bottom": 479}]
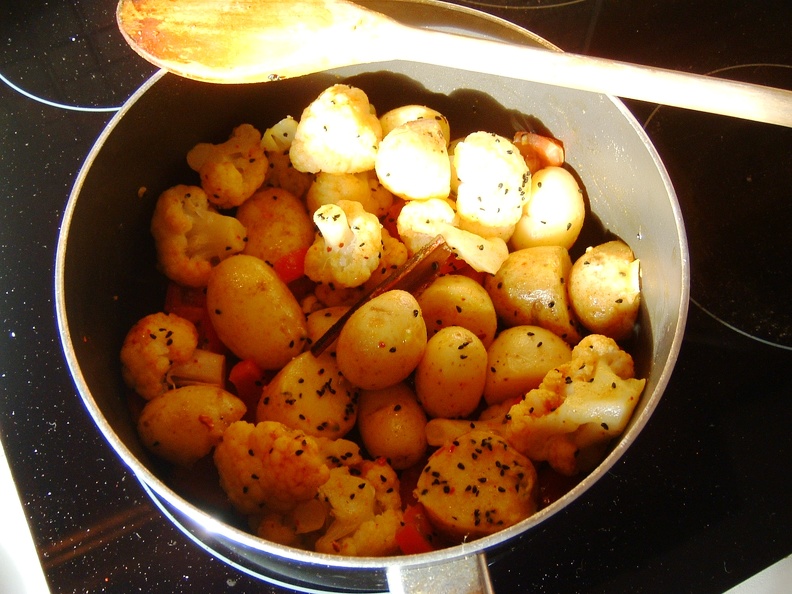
[{"left": 117, "top": 0, "right": 792, "bottom": 127}]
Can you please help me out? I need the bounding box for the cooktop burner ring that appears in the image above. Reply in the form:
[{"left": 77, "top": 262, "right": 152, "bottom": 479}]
[{"left": 643, "top": 63, "right": 792, "bottom": 350}]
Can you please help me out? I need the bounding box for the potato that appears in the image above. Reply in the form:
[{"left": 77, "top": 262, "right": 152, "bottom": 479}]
[
  {"left": 379, "top": 104, "right": 451, "bottom": 145},
  {"left": 306, "top": 306, "right": 349, "bottom": 355},
  {"left": 336, "top": 290, "right": 427, "bottom": 390},
  {"left": 357, "top": 382, "right": 427, "bottom": 469},
  {"left": 256, "top": 351, "right": 358, "bottom": 440},
  {"left": 416, "top": 274, "right": 498, "bottom": 348},
  {"left": 568, "top": 240, "right": 641, "bottom": 340},
  {"left": 306, "top": 170, "right": 394, "bottom": 218},
  {"left": 137, "top": 385, "right": 246, "bottom": 467},
  {"left": 236, "top": 187, "right": 314, "bottom": 265},
  {"left": 510, "top": 166, "right": 585, "bottom": 250},
  {"left": 414, "top": 326, "right": 487, "bottom": 418},
  {"left": 375, "top": 118, "right": 450, "bottom": 201},
  {"left": 415, "top": 430, "right": 537, "bottom": 541},
  {"left": 485, "top": 246, "right": 583, "bottom": 344},
  {"left": 483, "top": 325, "right": 572, "bottom": 406},
  {"left": 207, "top": 254, "right": 308, "bottom": 369}
]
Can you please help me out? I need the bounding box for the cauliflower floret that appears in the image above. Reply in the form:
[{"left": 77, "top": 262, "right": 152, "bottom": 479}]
[
  {"left": 187, "top": 123, "right": 269, "bottom": 208},
  {"left": 375, "top": 118, "right": 451, "bottom": 201},
  {"left": 289, "top": 84, "right": 382, "bottom": 174},
  {"left": 150, "top": 185, "right": 247, "bottom": 288},
  {"left": 306, "top": 170, "right": 394, "bottom": 218},
  {"left": 304, "top": 199, "right": 383, "bottom": 288},
  {"left": 452, "top": 131, "right": 531, "bottom": 241},
  {"left": 314, "top": 466, "right": 403, "bottom": 556},
  {"left": 321, "top": 508, "right": 403, "bottom": 556},
  {"left": 120, "top": 312, "right": 225, "bottom": 400},
  {"left": 261, "top": 116, "right": 314, "bottom": 199},
  {"left": 396, "top": 198, "right": 509, "bottom": 274},
  {"left": 425, "top": 335, "right": 646, "bottom": 476},
  {"left": 213, "top": 420, "right": 331, "bottom": 514},
  {"left": 315, "top": 436, "right": 364, "bottom": 468},
  {"left": 314, "top": 228, "right": 408, "bottom": 307}
]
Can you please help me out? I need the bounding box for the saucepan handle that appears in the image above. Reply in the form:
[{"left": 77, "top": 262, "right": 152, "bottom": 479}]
[{"left": 386, "top": 552, "right": 494, "bottom": 594}]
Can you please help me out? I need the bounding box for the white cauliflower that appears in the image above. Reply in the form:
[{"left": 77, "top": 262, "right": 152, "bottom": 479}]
[
  {"left": 304, "top": 199, "right": 383, "bottom": 288},
  {"left": 452, "top": 131, "right": 531, "bottom": 241},
  {"left": 375, "top": 118, "right": 451, "bottom": 201},
  {"left": 187, "top": 123, "right": 269, "bottom": 209},
  {"left": 120, "top": 312, "right": 225, "bottom": 400},
  {"left": 314, "top": 228, "right": 408, "bottom": 307},
  {"left": 396, "top": 198, "right": 509, "bottom": 274},
  {"left": 314, "top": 465, "right": 403, "bottom": 556},
  {"left": 150, "top": 185, "right": 247, "bottom": 288},
  {"left": 213, "top": 420, "right": 331, "bottom": 514},
  {"left": 289, "top": 85, "right": 382, "bottom": 174},
  {"left": 261, "top": 116, "right": 314, "bottom": 199},
  {"left": 425, "top": 335, "right": 646, "bottom": 476}
]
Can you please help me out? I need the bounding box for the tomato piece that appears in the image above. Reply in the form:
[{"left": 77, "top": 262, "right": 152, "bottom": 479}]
[
  {"left": 396, "top": 503, "right": 437, "bottom": 555},
  {"left": 273, "top": 246, "right": 309, "bottom": 284},
  {"left": 228, "top": 359, "right": 270, "bottom": 420},
  {"left": 513, "top": 131, "right": 565, "bottom": 173}
]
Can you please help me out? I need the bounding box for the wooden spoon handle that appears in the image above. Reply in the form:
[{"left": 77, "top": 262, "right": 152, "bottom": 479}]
[{"left": 388, "top": 25, "right": 792, "bottom": 128}]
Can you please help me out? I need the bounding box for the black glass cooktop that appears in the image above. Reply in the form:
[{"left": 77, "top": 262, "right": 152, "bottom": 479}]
[{"left": 1, "top": 0, "right": 791, "bottom": 592}]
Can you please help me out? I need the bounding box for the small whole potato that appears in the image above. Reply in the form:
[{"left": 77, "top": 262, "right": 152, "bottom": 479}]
[
  {"left": 415, "top": 326, "right": 487, "bottom": 418},
  {"left": 379, "top": 104, "right": 451, "bottom": 145},
  {"left": 306, "top": 306, "right": 349, "bottom": 354},
  {"left": 485, "top": 246, "right": 583, "bottom": 344},
  {"left": 207, "top": 254, "right": 308, "bottom": 370},
  {"left": 484, "top": 325, "right": 572, "bottom": 406},
  {"left": 357, "top": 382, "right": 428, "bottom": 469},
  {"left": 336, "top": 290, "right": 427, "bottom": 390},
  {"left": 137, "top": 385, "right": 247, "bottom": 467},
  {"left": 568, "top": 240, "right": 641, "bottom": 340},
  {"left": 416, "top": 274, "right": 498, "bottom": 348},
  {"left": 256, "top": 351, "right": 358, "bottom": 440},
  {"left": 510, "top": 166, "right": 585, "bottom": 250}
]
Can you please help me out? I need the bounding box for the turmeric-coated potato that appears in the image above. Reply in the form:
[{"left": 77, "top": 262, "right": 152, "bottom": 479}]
[
  {"left": 416, "top": 274, "right": 498, "bottom": 348},
  {"left": 207, "top": 254, "right": 308, "bottom": 370},
  {"left": 306, "top": 306, "right": 349, "bottom": 355},
  {"left": 236, "top": 187, "right": 314, "bottom": 266},
  {"left": 568, "top": 240, "right": 641, "bottom": 340},
  {"left": 357, "top": 382, "right": 427, "bottom": 469},
  {"left": 137, "top": 385, "right": 246, "bottom": 467},
  {"left": 256, "top": 351, "right": 358, "bottom": 440},
  {"left": 484, "top": 325, "right": 572, "bottom": 406},
  {"left": 485, "top": 246, "right": 582, "bottom": 344},
  {"left": 379, "top": 104, "right": 451, "bottom": 145},
  {"left": 510, "top": 166, "right": 585, "bottom": 250},
  {"left": 415, "top": 326, "right": 487, "bottom": 418},
  {"left": 415, "top": 430, "right": 537, "bottom": 541},
  {"left": 336, "top": 290, "right": 427, "bottom": 390}
]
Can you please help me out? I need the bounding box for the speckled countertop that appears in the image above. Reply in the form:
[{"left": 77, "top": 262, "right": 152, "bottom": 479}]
[{"left": 1, "top": 1, "right": 791, "bottom": 592}]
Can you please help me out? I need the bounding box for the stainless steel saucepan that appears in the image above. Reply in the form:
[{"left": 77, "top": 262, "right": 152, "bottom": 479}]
[{"left": 55, "top": 1, "right": 689, "bottom": 591}]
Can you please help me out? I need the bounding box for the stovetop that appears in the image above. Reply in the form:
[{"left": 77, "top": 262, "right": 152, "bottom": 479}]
[{"left": 1, "top": 0, "right": 790, "bottom": 592}]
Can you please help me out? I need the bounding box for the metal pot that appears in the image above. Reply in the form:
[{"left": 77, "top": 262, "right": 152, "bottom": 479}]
[{"left": 55, "top": 0, "right": 689, "bottom": 591}]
